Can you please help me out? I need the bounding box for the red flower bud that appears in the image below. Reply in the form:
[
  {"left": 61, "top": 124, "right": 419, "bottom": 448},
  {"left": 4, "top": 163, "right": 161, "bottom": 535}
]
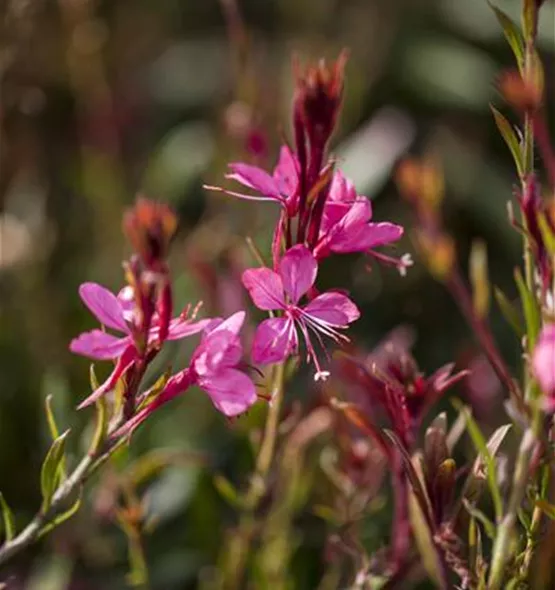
[{"left": 123, "top": 197, "right": 177, "bottom": 270}]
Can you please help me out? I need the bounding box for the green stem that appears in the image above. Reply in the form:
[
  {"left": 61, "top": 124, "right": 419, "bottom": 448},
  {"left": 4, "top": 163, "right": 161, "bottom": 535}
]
[{"left": 221, "top": 362, "right": 286, "bottom": 589}]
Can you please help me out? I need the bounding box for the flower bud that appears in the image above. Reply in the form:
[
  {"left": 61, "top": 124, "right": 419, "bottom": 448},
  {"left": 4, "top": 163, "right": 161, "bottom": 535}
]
[
  {"left": 499, "top": 67, "right": 543, "bottom": 113},
  {"left": 396, "top": 158, "right": 444, "bottom": 212},
  {"left": 123, "top": 197, "right": 177, "bottom": 270},
  {"left": 293, "top": 51, "right": 347, "bottom": 151}
]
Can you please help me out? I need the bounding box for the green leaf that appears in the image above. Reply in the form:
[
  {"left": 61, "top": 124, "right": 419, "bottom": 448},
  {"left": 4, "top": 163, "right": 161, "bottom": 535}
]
[
  {"left": 44, "top": 396, "right": 67, "bottom": 480},
  {"left": 522, "top": 0, "right": 536, "bottom": 39},
  {"left": 535, "top": 499, "right": 555, "bottom": 520},
  {"left": 515, "top": 268, "right": 541, "bottom": 348},
  {"left": 38, "top": 489, "right": 82, "bottom": 538},
  {"left": 453, "top": 401, "right": 504, "bottom": 522},
  {"left": 494, "top": 287, "right": 524, "bottom": 336},
  {"left": 538, "top": 213, "right": 555, "bottom": 255},
  {"left": 40, "top": 430, "right": 70, "bottom": 513},
  {"left": 88, "top": 396, "right": 107, "bottom": 457},
  {"left": 409, "top": 488, "right": 444, "bottom": 587},
  {"left": 489, "top": 3, "right": 525, "bottom": 70},
  {"left": 490, "top": 106, "right": 524, "bottom": 178},
  {"left": 213, "top": 475, "right": 243, "bottom": 508},
  {"left": 89, "top": 364, "right": 100, "bottom": 391},
  {"left": 470, "top": 239, "right": 490, "bottom": 318},
  {"left": 383, "top": 430, "right": 434, "bottom": 526},
  {"left": 0, "top": 493, "right": 16, "bottom": 542},
  {"left": 463, "top": 499, "right": 496, "bottom": 539}
]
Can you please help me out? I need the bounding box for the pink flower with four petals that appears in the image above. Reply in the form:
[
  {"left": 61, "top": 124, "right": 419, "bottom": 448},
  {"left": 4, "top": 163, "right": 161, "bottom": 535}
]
[
  {"left": 70, "top": 282, "right": 209, "bottom": 408},
  {"left": 112, "top": 311, "right": 257, "bottom": 436},
  {"left": 242, "top": 244, "right": 360, "bottom": 380}
]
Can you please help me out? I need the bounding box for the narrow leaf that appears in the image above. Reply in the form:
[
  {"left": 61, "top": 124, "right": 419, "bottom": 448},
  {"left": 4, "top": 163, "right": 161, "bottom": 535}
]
[
  {"left": 383, "top": 430, "right": 434, "bottom": 526},
  {"left": 409, "top": 489, "right": 444, "bottom": 587},
  {"left": 89, "top": 363, "right": 100, "bottom": 391},
  {"left": 44, "top": 396, "right": 66, "bottom": 480},
  {"left": 522, "top": 0, "right": 536, "bottom": 39},
  {"left": 494, "top": 287, "right": 524, "bottom": 335},
  {"left": 535, "top": 499, "right": 555, "bottom": 520},
  {"left": 88, "top": 396, "right": 107, "bottom": 457},
  {"left": 515, "top": 268, "right": 541, "bottom": 348},
  {"left": 0, "top": 493, "right": 15, "bottom": 542},
  {"left": 538, "top": 213, "right": 555, "bottom": 255},
  {"left": 463, "top": 499, "right": 496, "bottom": 539},
  {"left": 490, "top": 106, "right": 524, "bottom": 178},
  {"left": 452, "top": 401, "right": 504, "bottom": 521},
  {"left": 489, "top": 3, "right": 525, "bottom": 69},
  {"left": 40, "top": 430, "right": 70, "bottom": 513},
  {"left": 470, "top": 239, "right": 490, "bottom": 318},
  {"left": 38, "top": 489, "right": 82, "bottom": 538},
  {"left": 213, "top": 475, "right": 243, "bottom": 508}
]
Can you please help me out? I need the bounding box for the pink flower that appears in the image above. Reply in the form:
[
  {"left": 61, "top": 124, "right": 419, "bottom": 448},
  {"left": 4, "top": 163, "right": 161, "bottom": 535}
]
[
  {"left": 112, "top": 311, "right": 257, "bottom": 436},
  {"left": 242, "top": 244, "right": 360, "bottom": 380},
  {"left": 70, "top": 282, "right": 208, "bottom": 360},
  {"left": 70, "top": 282, "right": 209, "bottom": 408},
  {"left": 313, "top": 171, "right": 406, "bottom": 265},
  {"left": 205, "top": 145, "right": 299, "bottom": 215},
  {"left": 532, "top": 324, "right": 555, "bottom": 405}
]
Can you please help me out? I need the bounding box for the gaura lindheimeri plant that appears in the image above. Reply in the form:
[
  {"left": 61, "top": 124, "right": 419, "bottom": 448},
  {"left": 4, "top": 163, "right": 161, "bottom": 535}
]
[{"left": 1, "top": 1, "right": 555, "bottom": 587}]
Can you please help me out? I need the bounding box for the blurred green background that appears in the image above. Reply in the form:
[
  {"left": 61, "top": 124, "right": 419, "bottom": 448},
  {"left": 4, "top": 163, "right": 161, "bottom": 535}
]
[{"left": 0, "top": 0, "right": 554, "bottom": 587}]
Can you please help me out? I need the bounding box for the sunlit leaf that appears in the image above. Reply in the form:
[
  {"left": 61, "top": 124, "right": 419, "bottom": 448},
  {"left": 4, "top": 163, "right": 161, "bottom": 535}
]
[
  {"left": 514, "top": 268, "right": 541, "bottom": 348},
  {"left": 40, "top": 430, "right": 70, "bottom": 513},
  {"left": 453, "top": 401, "right": 505, "bottom": 521},
  {"left": 38, "top": 489, "right": 82, "bottom": 538},
  {"left": 489, "top": 3, "right": 525, "bottom": 70},
  {"left": 463, "top": 499, "right": 495, "bottom": 539},
  {"left": 0, "top": 493, "right": 15, "bottom": 542},
  {"left": 490, "top": 106, "right": 524, "bottom": 178},
  {"left": 494, "top": 287, "right": 524, "bottom": 336},
  {"left": 44, "top": 395, "right": 67, "bottom": 480}
]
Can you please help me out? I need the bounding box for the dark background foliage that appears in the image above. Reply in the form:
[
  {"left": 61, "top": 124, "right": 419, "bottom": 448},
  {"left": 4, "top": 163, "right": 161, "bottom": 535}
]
[{"left": 0, "top": 0, "right": 553, "bottom": 587}]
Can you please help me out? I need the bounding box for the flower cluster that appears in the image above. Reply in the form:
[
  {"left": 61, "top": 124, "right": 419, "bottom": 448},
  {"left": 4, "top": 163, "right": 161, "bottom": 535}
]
[{"left": 70, "top": 55, "right": 408, "bottom": 435}]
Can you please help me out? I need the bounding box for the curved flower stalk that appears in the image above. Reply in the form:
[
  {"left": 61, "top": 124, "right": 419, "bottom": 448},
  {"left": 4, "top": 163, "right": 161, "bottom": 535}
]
[{"left": 242, "top": 244, "right": 360, "bottom": 380}]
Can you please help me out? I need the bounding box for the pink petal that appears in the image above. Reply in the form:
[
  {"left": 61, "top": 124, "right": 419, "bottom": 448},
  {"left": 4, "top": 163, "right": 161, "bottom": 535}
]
[
  {"left": 70, "top": 330, "right": 131, "bottom": 360},
  {"left": 328, "top": 170, "right": 358, "bottom": 203},
  {"left": 77, "top": 345, "right": 137, "bottom": 409},
  {"left": 252, "top": 317, "right": 297, "bottom": 364},
  {"left": 79, "top": 283, "right": 128, "bottom": 332},
  {"left": 209, "top": 310, "right": 245, "bottom": 337},
  {"left": 303, "top": 292, "right": 360, "bottom": 326},
  {"left": 332, "top": 222, "right": 404, "bottom": 252},
  {"left": 274, "top": 145, "right": 298, "bottom": 197},
  {"left": 242, "top": 267, "right": 285, "bottom": 310},
  {"left": 194, "top": 331, "right": 243, "bottom": 376},
  {"left": 533, "top": 324, "right": 555, "bottom": 395},
  {"left": 165, "top": 317, "right": 213, "bottom": 340},
  {"left": 279, "top": 245, "right": 318, "bottom": 304},
  {"left": 227, "top": 163, "right": 281, "bottom": 198},
  {"left": 198, "top": 367, "right": 257, "bottom": 417}
]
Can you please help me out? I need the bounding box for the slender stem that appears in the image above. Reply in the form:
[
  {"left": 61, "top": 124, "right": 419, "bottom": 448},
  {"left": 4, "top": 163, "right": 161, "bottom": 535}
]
[
  {"left": 0, "top": 425, "right": 124, "bottom": 568},
  {"left": 220, "top": 362, "right": 286, "bottom": 589},
  {"left": 488, "top": 417, "right": 540, "bottom": 589},
  {"left": 447, "top": 271, "right": 524, "bottom": 410}
]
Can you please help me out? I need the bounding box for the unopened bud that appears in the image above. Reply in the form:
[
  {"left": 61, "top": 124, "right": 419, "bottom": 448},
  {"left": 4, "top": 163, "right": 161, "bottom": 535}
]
[
  {"left": 499, "top": 67, "right": 543, "bottom": 113},
  {"left": 293, "top": 51, "right": 348, "bottom": 149},
  {"left": 416, "top": 231, "right": 456, "bottom": 280},
  {"left": 396, "top": 158, "right": 444, "bottom": 211},
  {"left": 123, "top": 197, "right": 177, "bottom": 270}
]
